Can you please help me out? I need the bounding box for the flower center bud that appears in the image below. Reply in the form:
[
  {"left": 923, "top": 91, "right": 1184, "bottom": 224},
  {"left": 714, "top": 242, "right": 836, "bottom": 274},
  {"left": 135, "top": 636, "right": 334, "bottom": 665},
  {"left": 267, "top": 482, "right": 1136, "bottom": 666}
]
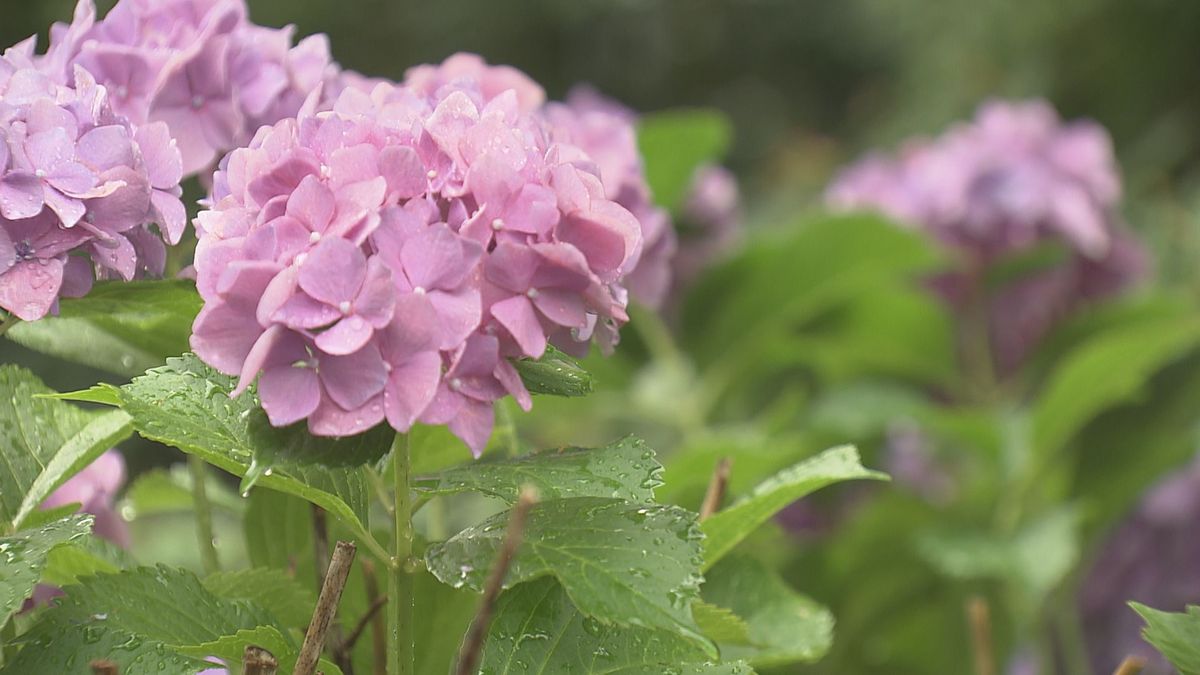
[
  {"left": 191, "top": 95, "right": 205, "bottom": 109},
  {"left": 34, "top": 169, "right": 45, "bottom": 178},
  {"left": 319, "top": 164, "right": 331, "bottom": 179},
  {"left": 338, "top": 300, "right": 353, "bottom": 315},
  {"left": 426, "top": 169, "right": 438, "bottom": 180},
  {"left": 115, "top": 85, "right": 129, "bottom": 99},
  {"left": 413, "top": 286, "right": 426, "bottom": 295},
  {"left": 309, "top": 231, "right": 321, "bottom": 243},
  {"left": 526, "top": 288, "right": 539, "bottom": 299},
  {"left": 491, "top": 218, "right": 504, "bottom": 231},
  {"left": 294, "top": 252, "right": 308, "bottom": 266},
  {"left": 449, "top": 377, "right": 463, "bottom": 391}
]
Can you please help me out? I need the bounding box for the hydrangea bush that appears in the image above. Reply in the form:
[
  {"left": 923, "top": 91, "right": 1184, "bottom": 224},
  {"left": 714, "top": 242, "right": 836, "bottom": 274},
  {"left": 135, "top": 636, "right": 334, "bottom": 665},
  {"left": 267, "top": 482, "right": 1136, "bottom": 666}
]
[{"left": 1, "top": 2, "right": 1196, "bottom": 675}]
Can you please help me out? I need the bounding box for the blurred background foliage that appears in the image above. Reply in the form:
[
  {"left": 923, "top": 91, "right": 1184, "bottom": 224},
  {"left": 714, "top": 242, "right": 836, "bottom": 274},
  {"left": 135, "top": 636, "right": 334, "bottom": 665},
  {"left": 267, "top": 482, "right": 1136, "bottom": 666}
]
[{"left": 5, "top": 1, "right": 1200, "bottom": 674}]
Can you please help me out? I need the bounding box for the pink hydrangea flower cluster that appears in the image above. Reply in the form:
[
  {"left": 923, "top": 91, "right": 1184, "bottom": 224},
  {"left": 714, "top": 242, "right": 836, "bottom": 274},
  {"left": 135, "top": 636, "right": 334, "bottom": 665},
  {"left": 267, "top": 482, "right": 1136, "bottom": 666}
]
[
  {"left": 41, "top": 0, "right": 340, "bottom": 177},
  {"left": 0, "top": 44, "right": 184, "bottom": 320},
  {"left": 826, "top": 99, "right": 1147, "bottom": 372},
  {"left": 191, "top": 56, "right": 643, "bottom": 452}
]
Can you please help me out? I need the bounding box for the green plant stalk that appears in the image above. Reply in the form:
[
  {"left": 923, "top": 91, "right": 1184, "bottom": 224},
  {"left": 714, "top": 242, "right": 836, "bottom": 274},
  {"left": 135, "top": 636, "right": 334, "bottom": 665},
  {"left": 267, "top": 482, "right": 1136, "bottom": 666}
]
[
  {"left": 0, "top": 312, "right": 19, "bottom": 338},
  {"left": 187, "top": 454, "right": 219, "bottom": 574},
  {"left": 388, "top": 432, "right": 414, "bottom": 675}
]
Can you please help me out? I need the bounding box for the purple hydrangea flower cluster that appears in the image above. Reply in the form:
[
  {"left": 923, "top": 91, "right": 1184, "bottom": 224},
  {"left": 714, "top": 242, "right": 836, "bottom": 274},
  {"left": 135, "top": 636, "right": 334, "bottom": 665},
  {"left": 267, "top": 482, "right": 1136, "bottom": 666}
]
[
  {"left": 42, "top": 0, "right": 339, "bottom": 177},
  {"left": 1080, "top": 459, "right": 1200, "bottom": 675},
  {"left": 0, "top": 43, "right": 184, "bottom": 320},
  {"left": 191, "top": 55, "right": 644, "bottom": 452},
  {"left": 826, "top": 100, "right": 1146, "bottom": 372}
]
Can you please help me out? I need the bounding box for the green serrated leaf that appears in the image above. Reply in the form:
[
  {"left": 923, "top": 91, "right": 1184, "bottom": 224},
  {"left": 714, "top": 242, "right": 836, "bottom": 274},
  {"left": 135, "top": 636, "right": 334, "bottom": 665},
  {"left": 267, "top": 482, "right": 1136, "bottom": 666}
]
[
  {"left": 3, "top": 565, "right": 282, "bottom": 674},
  {"left": 203, "top": 568, "right": 316, "bottom": 630},
  {"left": 243, "top": 489, "right": 312, "bottom": 570},
  {"left": 513, "top": 345, "right": 594, "bottom": 397},
  {"left": 13, "top": 409, "right": 133, "bottom": 529},
  {"left": 114, "top": 354, "right": 388, "bottom": 562},
  {"left": 701, "top": 445, "right": 887, "bottom": 568},
  {"left": 175, "top": 625, "right": 343, "bottom": 675},
  {"left": 15, "top": 503, "right": 82, "bottom": 530},
  {"left": 480, "top": 578, "right": 754, "bottom": 674},
  {"left": 427, "top": 497, "right": 710, "bottom": 650},
  {"left": 693, "top": 601, "right": 754, "bottom": 646},
  {"left": 0, "top": 514, "right": 92, "bottom": 623},
  {"left": 638, "top": 109, "right": 732, "bottom": 211},
  {"left": 1132, "top": 603, "right": 1200, "bottom": 675},
  {"left": 1033, "top": 315, "right": 1200, "bottom": 456},
  {"left": 0, "top": 366, "right": 133, "bottom": 529},
  {"left": 415, "top": 436, "right": 662, "bottom": 503},
  {"left": 703, "top": 556, "right": 834, "bottom": 667},
  {"left": 5, "top": 280, "right": 202, "bottom": 377},
  {"left": 40, "top": 383, "right": 122, "bottom": 406},
  {"left": 40, "top": 536, "right": 129, "bottom": 586}
]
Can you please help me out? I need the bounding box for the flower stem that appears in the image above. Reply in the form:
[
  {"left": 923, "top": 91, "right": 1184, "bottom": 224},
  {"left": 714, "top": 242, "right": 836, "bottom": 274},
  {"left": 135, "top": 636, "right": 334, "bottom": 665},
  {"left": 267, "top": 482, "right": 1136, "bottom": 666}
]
[
  {"left": 0, "top": 312, "right": 19, "bottom": 338},
  {"left": 388, "top": 432, "right": 414, "bottom": 675},
  {"left": 187, "top": 454, "right": 219, "bottom": 574}
]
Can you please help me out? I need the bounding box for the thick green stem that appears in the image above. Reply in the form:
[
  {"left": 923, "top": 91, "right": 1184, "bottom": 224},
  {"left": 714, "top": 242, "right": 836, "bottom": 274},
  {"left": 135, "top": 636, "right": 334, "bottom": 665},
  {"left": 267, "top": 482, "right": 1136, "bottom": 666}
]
[
  {"left": 187, "top": 454, "right": 219, "bottom": 574},
  {"left": 388, "top": 433, "right": 414, "bottom": 675}
]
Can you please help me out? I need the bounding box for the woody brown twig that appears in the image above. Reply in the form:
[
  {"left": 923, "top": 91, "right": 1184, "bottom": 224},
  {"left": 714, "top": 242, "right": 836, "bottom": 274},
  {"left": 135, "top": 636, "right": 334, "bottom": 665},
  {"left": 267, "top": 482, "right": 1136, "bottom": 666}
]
[
  {"left": 454, "top": 487, "right": 539, "bottom": 675},
  {"left": 295, "top": 540, "right": 357, "bottom": 675},
  {"left": 966, "top": 596, "right": 995, "bottom": 675},
  {"left": 312, "top": 506, "right": 351, "bottom": 674},
  {"left": 699, "top": 457, "right": 732, "bottom": 521},
  {"left": 1113, "top": 656, "right": 1146, "bottom": 675}
]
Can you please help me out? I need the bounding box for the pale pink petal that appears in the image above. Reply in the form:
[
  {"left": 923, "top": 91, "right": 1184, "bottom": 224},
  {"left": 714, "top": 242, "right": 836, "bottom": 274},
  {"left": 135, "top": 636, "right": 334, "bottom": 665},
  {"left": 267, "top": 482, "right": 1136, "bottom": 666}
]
[
  {"left": 298, "top": 237, "right": 366, "bottom": 305},
  {"left": 428, "top": 287, "right": 481, "bottom": 350},
  {"left": 0, "top": 174, "right": 45, "bottom": 220},
  {"left": 315, "top": 316, "right": 374, "bottom": 355},
  {"left": 259, "top": 364, "right": 321, "bottom": 426},
  {"left": 319, "top": 343, "right": 388, "bottom": 411},
  {"left": 0, "top": 258, "right": 64, "bottom": 320},
  {"left": 531, "top": 287, "right": 587, "bottom": 328},
  {"left": 490, "top": 295, "right": 546, "bottom": 358},
  {"left": 285, "top": 174, "right": 335, "bottom": 232},
  {"left": 449, "top": 398, "right": 494, "bottom": 457},
  {"left": 384, "top": 351, "right": 442, "bottom": 431}
]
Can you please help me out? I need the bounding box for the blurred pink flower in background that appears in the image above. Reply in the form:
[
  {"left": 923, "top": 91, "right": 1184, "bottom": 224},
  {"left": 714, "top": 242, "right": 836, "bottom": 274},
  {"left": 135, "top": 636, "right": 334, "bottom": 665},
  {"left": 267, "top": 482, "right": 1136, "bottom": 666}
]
[
  {"left": 27, "top": 449, "right": 128, "bottom": 607},
  {"left": 826, "top": 100, "right": 1148, "bottom": 373},
  {"left": 1080, "top": 456, "right": 1200, "bottom": 675}
]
